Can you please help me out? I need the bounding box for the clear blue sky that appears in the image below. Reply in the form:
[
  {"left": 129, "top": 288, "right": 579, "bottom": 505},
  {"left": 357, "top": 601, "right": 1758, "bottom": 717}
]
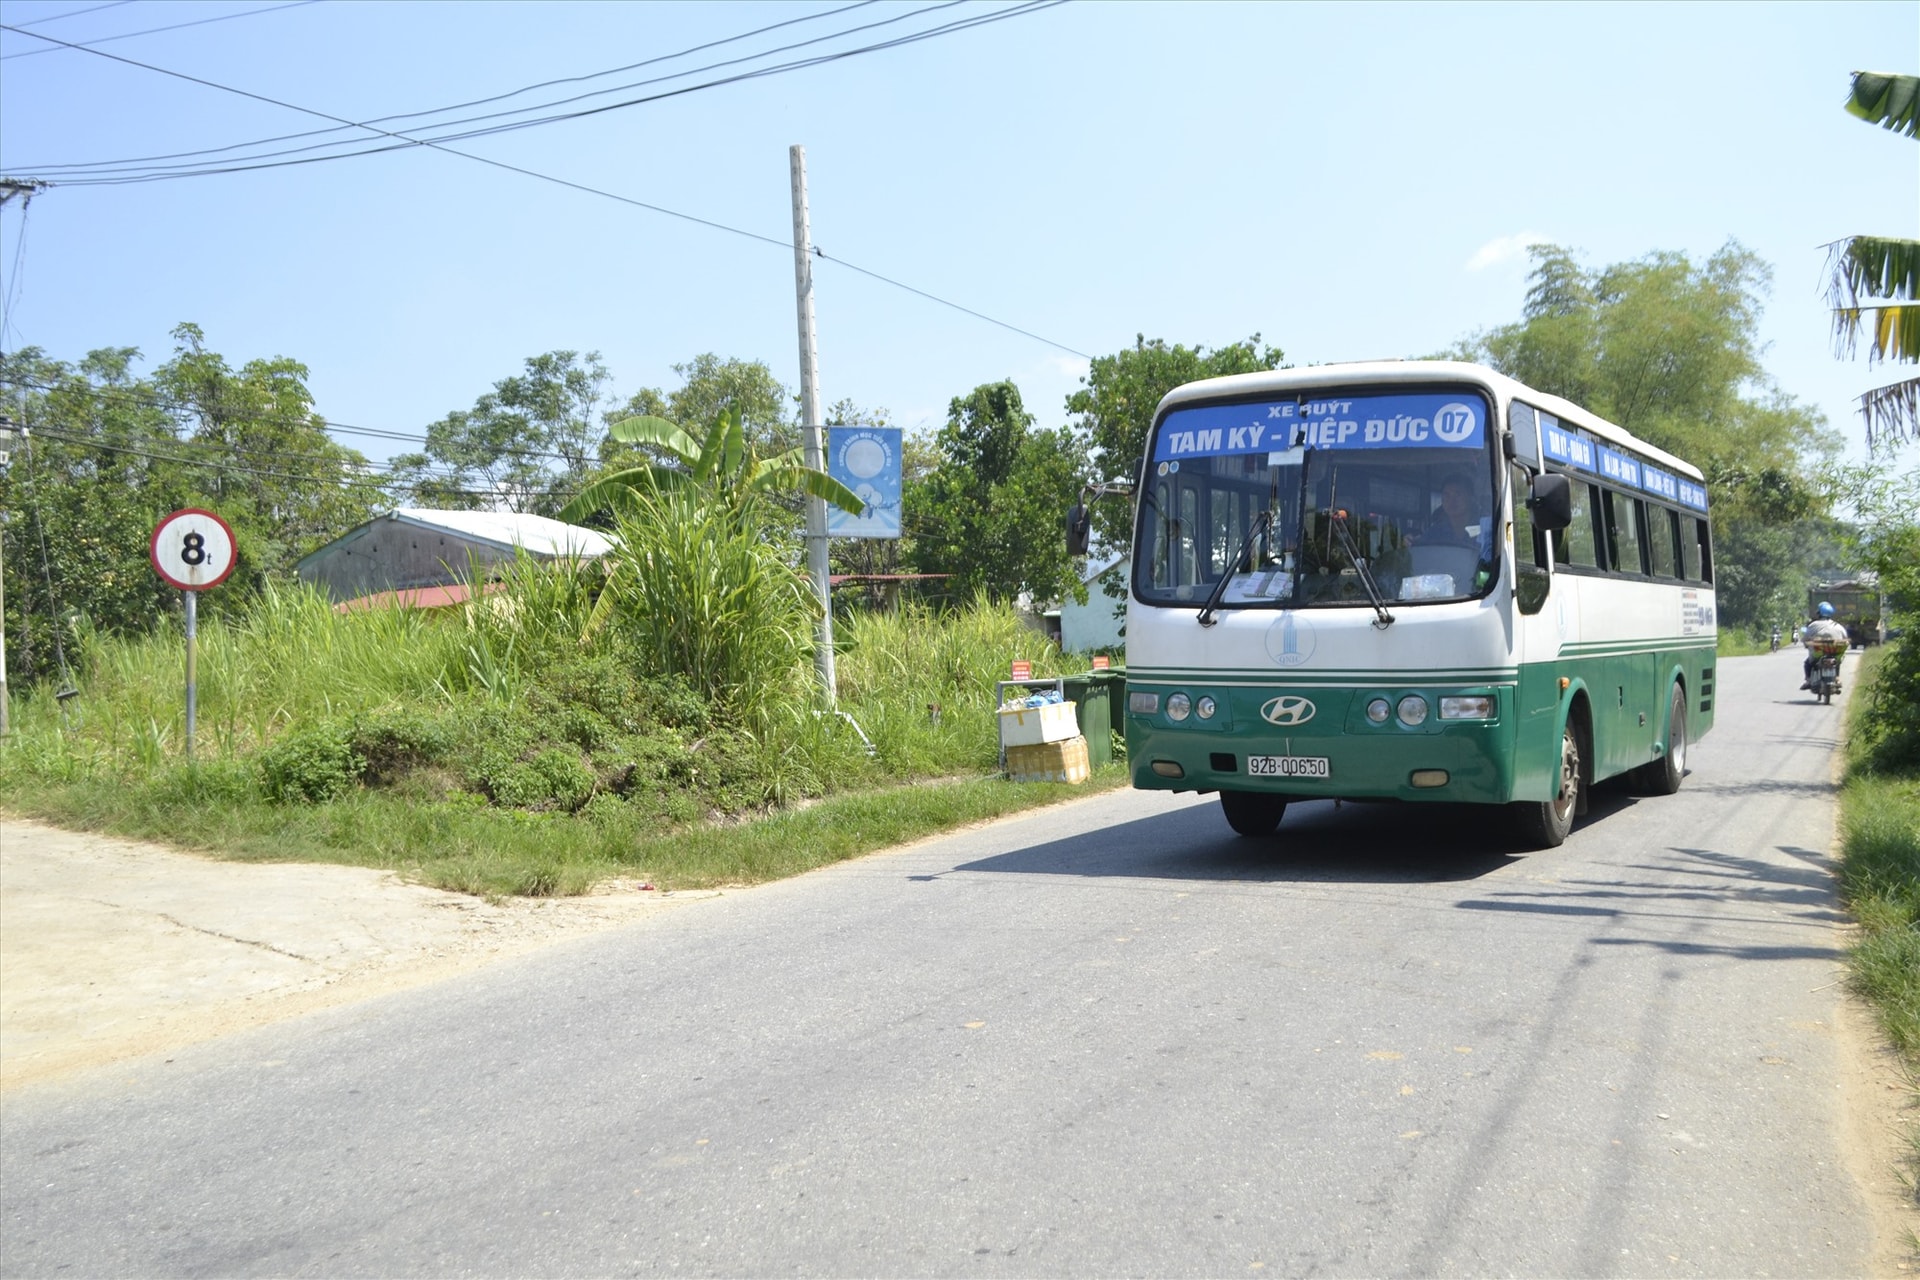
[{"left": 2, "top": 0, "right": 1915, "bottom": 482}]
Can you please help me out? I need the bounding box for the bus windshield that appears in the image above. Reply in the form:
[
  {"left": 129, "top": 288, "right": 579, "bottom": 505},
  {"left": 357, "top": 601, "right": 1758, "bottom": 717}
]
[{"left": 1135, "top": 388, "right": 1499, "bottom": 610}]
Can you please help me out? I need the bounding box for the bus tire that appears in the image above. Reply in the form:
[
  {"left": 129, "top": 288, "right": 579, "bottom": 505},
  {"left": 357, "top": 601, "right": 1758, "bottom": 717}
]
[
  {"left": 1220, "top": 790, "right": 1288, "bottom": 837},
  {"left": 1631, "top": 683, "right": 1687, "bottom": 796},
  {"left": 1513, "top": 717, "right": 1582, "bottom": 848}
]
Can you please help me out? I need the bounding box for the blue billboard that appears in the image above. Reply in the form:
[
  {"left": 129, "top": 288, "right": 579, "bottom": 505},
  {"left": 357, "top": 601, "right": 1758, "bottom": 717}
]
[{"left": 826, "top": 426, "right": 902, "bottom": 539}]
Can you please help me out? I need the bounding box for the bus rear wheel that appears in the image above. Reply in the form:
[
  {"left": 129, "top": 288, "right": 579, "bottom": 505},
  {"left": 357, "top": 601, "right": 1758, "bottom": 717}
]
[
  {"left": 1631, "top": 684, "right": 1686, "bottom": 796},
  {"left": 1513, "top": 718, "right": 1581, "bottom": 849},
  {"left": 1220, "top": 790, "right": 1288, "bottom": 837}
]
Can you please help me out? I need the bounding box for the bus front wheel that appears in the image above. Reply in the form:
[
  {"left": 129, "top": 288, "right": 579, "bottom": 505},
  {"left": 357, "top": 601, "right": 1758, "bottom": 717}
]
[
  {"left": 1220, "top": 790, "right": 1288, "bottom": 837},
  {"left": 1513, "top": 719, "right": 1582, "bottom": 848}
]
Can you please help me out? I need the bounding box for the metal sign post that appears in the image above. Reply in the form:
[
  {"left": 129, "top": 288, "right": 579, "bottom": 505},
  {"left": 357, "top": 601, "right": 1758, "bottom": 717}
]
[{"left": 150, "top": 509, "right": 236, "bottom": 759}]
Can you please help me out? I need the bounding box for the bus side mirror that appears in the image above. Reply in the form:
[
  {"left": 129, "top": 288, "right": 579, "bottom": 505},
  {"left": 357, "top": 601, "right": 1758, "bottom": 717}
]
[
  {"left": 1527, "top": 473, "right": 1572, "bottom": 532},
  {"left": 1066, "top": 503, "right": 1091, "bottom": 556}
]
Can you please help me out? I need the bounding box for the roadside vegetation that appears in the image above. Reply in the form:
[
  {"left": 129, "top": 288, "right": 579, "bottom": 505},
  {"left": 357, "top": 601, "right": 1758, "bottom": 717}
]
[{"left": 0, "top": 554, "right": 1122, "bottom": 896}]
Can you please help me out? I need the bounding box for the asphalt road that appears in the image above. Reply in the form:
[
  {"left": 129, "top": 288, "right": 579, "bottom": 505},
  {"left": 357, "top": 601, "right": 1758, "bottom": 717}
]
[{"left": 0, "top": 649, "right": 1875, "bottom": 1277}]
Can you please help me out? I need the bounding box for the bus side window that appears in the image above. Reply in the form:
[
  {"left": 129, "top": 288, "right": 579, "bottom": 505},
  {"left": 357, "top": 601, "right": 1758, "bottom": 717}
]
[
  {"left": 1693, "top": 517, "right": 1713, "bottom": 583},
  {"left": 1556, "top": 480, "right": 1601, "bottom": 568},
  {"left": 1648, "top": 506, "right": 1679, "bottom": 578},
  {"left": 1605, "top": 489, "right": 1646, "bottom": 575},
  {"left": 1510, "top": 462, "right": 1550, "bottom": 614}
]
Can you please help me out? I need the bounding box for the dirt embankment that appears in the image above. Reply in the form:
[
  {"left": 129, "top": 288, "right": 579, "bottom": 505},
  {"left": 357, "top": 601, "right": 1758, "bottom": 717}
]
[{"left": 0, "top": 815, "right": 714, "bottom": 1091}]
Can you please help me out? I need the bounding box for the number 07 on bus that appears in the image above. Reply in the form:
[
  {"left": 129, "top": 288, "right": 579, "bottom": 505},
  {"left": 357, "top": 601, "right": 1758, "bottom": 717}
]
[{"left": 1065, "top": 361, "right": 1714, "bottom": 847}]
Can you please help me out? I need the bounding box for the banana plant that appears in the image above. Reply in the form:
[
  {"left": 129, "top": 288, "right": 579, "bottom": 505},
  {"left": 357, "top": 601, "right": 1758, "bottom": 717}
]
[
  {"left": 1827, "top": 71, "right": 1919, "bottom": 444},
  {"left": 558, "top": 409, "right": 864, "bottom": 527}
]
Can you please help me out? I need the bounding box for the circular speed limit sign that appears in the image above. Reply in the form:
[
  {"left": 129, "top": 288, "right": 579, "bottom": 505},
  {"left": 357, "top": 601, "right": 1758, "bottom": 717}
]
[{"left": 150, "top": 508, "right": 237, "bottom": 591}]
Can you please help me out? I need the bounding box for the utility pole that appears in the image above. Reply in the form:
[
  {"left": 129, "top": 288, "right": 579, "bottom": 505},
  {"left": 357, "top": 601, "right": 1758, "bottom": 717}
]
[
  {"left": 789, "top": 144, "right": 835, "bottom": 702},
  {"left": 1, "top": 181, "right": 50, "bottom": 740},
  {"left": 0, "top": 414, "right": 21, "bottom": 743}
]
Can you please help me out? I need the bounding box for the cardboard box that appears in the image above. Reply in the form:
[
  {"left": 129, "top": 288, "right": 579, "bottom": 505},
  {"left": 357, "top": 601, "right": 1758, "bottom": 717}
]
[
  {"left": 1006, "top": 735, "right": 1091, "bottom": 784},
  {"left": 998, "top": 700, "right": 1079, "bottom": 748}
]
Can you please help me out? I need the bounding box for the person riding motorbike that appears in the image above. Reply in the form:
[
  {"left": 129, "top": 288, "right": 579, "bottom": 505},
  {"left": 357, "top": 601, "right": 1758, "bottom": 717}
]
[{"left": 1801, "top": 602, "right": 1849, "bottom": 690}]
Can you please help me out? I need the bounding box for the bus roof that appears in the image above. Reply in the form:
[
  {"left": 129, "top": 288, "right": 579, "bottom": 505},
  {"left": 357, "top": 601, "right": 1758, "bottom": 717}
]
[{"left": 1155, "top": 360, "right": 1707, "bottom": 483}]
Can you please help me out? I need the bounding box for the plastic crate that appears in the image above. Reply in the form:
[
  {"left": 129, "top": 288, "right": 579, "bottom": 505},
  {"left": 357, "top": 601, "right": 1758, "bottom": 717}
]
[{"left": 1006, "top": 735, "right": 1091, "bottom": 784}]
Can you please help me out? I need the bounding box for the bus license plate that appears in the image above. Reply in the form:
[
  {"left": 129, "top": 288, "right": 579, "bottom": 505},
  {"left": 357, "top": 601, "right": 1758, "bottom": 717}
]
[{"left": 1247, "top": 755, "right": 1329, "bottom": 779}]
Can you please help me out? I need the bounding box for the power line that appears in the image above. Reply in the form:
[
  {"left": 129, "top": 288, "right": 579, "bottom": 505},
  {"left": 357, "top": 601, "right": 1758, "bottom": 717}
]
[
  {"left": 27, "top": 424, "right": 580, "bottom": 501},
  {"left": 6, "top": 2, "right": 133, "bottom": 29},
  {"left": 1, "top": 1, "right": 321, "bottom": 61},
  {"left": 0, "top": 373, "right": 586, "bottom": 467},
  {"left": 17, "top": 0, "right": 885, "bottom": 174},
  {"left": 4, "top": 1, "right": 1092, "bottom": 360},
  {"left": 7, "top": 2, "right": 1023, "bottom": 183}
]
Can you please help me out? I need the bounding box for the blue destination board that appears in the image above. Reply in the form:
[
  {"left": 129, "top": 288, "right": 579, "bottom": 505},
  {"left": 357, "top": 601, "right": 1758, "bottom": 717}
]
[
  {"left": 826, "top": 426, "right": 902, "bottom": 539},
  {"left": 1540, "top": 413, "right": 1708, "bottom": 512},
  {"left": 1152, "top": 393, "right": 1486, "bottom": 463}
]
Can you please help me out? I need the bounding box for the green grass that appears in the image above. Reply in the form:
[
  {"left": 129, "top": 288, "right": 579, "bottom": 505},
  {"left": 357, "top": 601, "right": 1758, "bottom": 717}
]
[
  {"left": 0, "top": 761, "right": 1128, "bottom": 897},
  {"left": 1715, "top": 629, "right": 1774, "bottom": 657},
  {"left": 1836, "top": 643, "right": 1920, "bottom": 1231},
  {"left": 1839, "top": 643, "right": 1920, "bottom": 1066},
  {"left": 0, "top": 566, "right": 1123, "bottom": 897}
]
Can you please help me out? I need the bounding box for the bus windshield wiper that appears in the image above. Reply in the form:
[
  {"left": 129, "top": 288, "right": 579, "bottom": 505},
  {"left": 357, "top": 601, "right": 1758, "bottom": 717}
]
[
  {"left": 1327, "top": 507, "right": 1395, "bottom": 629},
  {"left": 1197, "top": 508, "right": 1274, "bottom": 628}
]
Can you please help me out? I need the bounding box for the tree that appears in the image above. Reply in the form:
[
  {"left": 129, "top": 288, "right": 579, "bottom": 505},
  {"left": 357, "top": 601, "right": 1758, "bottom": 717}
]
[
  {"left": 394, "top": 350, "right": 612, "bottom": 514},
  {"left": 598, "top": 354, "right": 793, "bottom": 469},
  {"left": 1457, "top": 243, "right": 1842, "bottom": 636},
  {"left": 904, "top": 380, "right": 1088, "bottom": 604},
  {"left": 153, "top": 323, "right": 385, "bottom": 585},
  {"left": 1065, "top": 335, "right": 1284, "bottom": 545},
  {"left": 0, "top": 330, "right": 385, "bottom": 684},
  {"left": 1825, "top": 71, "right": 1919, "bottom": 445}
]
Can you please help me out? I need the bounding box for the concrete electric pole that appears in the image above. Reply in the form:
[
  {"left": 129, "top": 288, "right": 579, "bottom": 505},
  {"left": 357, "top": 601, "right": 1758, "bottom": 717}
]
[{"left": 789, "top": 144, "right": 836, "bottom": 703}]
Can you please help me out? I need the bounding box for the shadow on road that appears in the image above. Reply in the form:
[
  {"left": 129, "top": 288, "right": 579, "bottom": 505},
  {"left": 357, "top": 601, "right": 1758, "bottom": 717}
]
[{"left": 941, "top": 796, "right": 1523, "bottom": 885}]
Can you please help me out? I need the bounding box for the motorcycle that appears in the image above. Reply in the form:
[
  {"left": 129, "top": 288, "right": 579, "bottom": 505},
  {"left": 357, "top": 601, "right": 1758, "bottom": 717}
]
[{"left": 1808, "top": 642, "right": 1845, "bottom": 705}]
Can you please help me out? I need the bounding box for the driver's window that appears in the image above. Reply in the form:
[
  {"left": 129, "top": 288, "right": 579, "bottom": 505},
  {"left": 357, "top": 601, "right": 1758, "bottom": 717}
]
[{"left": 1510, "top": 462, "right": 1550, "bottom": 614}]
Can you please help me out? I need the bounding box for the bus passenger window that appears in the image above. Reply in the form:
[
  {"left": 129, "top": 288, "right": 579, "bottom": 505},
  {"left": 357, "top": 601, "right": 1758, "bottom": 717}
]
[
  {"left": 1556, "top": 480, "right": 1601, "bottom": 568},
  {"left": 1692, "top": 517, "right": 1713, "bottom": 583},
  {"left": 1648, "top": 506, "right": 1679, "bottom": 578},
  {"left": 1606, "top": 490, "right": 1646, "bottom": 575}
]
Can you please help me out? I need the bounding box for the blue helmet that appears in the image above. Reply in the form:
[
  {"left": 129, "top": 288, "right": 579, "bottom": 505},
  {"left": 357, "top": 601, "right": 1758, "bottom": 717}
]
[{"left": 1817, "top": 601, "right": 1835, "bottom": 618}]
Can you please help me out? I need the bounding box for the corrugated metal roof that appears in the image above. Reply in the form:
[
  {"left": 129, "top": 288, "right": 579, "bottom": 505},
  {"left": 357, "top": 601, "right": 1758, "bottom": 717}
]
[
  {"left": 387, "top": 509, "right": 613, "bottom": 558},
  {"left": 333, "top": 582, "right": 504, "bottom": 613}
]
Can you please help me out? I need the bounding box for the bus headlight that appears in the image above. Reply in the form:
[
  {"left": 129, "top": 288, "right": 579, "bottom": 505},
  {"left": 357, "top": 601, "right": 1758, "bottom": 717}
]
[
  {"left": 1128, "top": 691, "right": 1159, "bottom": 715},
  {"left": 1166, "top": 693, "right": 1192, "bottom": 722},
  {"left": 1366, "top": 698, "right": 1391, "bottom": 724},
  {"left": 1440, "top": 695, "right": 1495, "bottom": 720},
  {"left": 1196, "top": 696, "right": 1217, "bottom": 720},
  {"left": 1396, "top": 695, "right": 1429, "bottom": 726}
]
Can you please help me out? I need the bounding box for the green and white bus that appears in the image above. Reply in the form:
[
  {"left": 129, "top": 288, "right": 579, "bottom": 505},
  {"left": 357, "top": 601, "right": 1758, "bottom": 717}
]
[{"left": 1107, "top": 361, "right": 1715, "bottom": 847}]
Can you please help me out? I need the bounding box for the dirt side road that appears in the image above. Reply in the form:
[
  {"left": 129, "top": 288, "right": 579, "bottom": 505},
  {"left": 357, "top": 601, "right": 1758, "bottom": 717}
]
[{"left": 0, "top": 814, "right": 715, "bottom": 1091}]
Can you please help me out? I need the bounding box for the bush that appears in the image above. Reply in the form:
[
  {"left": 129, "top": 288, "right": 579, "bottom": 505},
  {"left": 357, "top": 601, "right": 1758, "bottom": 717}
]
[
  {"left": 349, "top": 708, "right": 456, "bottom": 785},
  {"left": 258, "top": 724, "right": 364, "bottom": 803},
  {"left": 486, "top": 747, "right": 596, "bottom": 812},
  {"left": 1860, "top": 626, "right": 1920, "bottom": 771}
]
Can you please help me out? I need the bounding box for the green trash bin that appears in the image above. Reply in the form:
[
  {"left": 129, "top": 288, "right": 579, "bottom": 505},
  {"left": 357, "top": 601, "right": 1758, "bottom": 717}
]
[{"left": 1063, "top": 674, "right": 1113, "bottom": 769}]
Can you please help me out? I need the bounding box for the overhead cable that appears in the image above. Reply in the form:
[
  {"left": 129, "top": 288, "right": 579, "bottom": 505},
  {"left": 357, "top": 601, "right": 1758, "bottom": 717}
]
[
  {"left": 1, "top": 1, "right": 320, "bottom": 61},
  {"left": 2, "top": 5, "right": 1092, "bottom": 359},
  {"left": 16, "top": 0, "right": 887, "bottom": 174}
]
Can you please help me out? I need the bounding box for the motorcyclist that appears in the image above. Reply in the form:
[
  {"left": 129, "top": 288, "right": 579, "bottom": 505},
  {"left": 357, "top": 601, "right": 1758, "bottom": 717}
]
[{"left": 1801, "top": 602, "right": 1849, "bottom": 690}]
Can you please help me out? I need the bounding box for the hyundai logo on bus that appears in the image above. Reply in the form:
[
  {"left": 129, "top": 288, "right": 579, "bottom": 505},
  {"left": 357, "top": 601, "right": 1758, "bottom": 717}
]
[{"left": 1261, "top": 695, "right": 1316, "bottom": 726}]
